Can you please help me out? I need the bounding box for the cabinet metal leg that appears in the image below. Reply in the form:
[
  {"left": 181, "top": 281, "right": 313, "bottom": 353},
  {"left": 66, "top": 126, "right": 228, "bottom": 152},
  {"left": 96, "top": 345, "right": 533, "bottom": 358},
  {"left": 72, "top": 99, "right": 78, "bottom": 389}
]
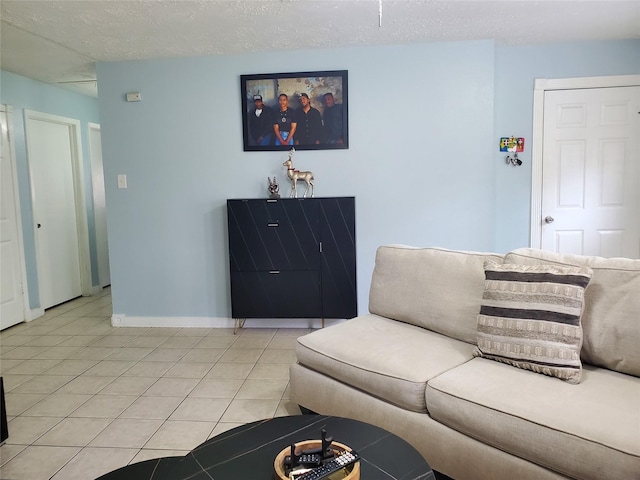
[{"left": 233, "top": 318, "right": 246, "bottom": 335}]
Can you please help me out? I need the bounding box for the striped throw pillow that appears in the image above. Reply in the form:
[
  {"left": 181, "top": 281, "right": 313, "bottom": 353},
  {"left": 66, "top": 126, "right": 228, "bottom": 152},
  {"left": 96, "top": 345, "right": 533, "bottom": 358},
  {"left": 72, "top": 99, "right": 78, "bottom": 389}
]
[{"left": 473, "top": 261, "right": 593, "bottom": 384}]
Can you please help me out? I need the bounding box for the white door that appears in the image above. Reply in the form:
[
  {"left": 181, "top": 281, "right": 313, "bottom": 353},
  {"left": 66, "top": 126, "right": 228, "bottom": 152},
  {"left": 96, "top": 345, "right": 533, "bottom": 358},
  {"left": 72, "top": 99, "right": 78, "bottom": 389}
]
[
  {"left": 540, "top": 86, "right": 640, "bottom": 258},
  {"left": 26, "top": 112, "right": 85, "bottom": 309},
  {"left": 89, "top": 124, "right": 110, "bottom": 287},
  {"left": 1, "top": 106, "right": 26, "bottom": 329}
]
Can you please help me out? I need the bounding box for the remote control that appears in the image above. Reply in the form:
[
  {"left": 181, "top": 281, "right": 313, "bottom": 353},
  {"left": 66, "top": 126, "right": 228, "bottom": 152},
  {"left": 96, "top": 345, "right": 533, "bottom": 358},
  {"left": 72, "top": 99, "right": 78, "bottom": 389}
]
[
  {"left": 296, "top": 450, "right": 360, "bottom": 480},
  {"left": 285, "top": 453, "right": 322, "bottom": 467}
]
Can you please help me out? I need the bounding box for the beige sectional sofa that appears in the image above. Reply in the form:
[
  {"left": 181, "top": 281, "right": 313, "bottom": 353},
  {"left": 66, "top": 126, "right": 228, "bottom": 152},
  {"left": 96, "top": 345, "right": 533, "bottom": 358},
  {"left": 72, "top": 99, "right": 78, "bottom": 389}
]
[{"left": 289, "top": 245, "right": 640, "bottom": 480}]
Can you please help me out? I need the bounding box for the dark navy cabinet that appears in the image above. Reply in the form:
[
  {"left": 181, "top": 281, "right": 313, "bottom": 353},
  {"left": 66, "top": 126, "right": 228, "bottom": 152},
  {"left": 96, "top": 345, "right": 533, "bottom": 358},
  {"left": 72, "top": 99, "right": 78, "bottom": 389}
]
[{"left": 227, "top": 197, "right": 356, "bottom": 321}]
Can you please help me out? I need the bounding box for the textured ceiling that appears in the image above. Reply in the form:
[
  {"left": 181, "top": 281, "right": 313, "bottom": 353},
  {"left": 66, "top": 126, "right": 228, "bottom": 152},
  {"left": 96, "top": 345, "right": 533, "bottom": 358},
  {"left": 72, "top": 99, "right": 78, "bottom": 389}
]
[{"left": 2, "top": 0, "right": 639, "bottom": 97}]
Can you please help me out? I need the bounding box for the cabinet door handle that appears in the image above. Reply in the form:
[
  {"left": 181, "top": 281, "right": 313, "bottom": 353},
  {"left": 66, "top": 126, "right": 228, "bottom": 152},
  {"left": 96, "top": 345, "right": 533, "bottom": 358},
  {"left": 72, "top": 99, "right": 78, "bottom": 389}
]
[
  {"left": 267, "top": 223, "right": 279, "bottom": 227},
  {"left": 269, "top": 270, "right": 280, "bottom": 274},
  {"left": 319, "top": 241, "right": 323, "bottom": 253}
]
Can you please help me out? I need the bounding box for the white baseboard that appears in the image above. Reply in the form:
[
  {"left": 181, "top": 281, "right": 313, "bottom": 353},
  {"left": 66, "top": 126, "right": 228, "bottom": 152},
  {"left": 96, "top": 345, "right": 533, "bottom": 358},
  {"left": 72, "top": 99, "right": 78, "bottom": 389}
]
[
  {"left": 111, "top": 314, "right": 347, "bottom": 329},
  {"left": 26, "top": 307, "right": 45, "bottom": 322},
  {"left": 86, "top": 285, "right": 103, "bottom": 296}
]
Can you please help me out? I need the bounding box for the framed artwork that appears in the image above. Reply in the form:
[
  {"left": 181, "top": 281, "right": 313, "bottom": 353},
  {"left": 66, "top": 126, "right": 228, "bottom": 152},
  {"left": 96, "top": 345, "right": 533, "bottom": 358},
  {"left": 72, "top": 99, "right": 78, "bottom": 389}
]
[{"left": 240, "top": 70, "right": 348, "bottom": 151}]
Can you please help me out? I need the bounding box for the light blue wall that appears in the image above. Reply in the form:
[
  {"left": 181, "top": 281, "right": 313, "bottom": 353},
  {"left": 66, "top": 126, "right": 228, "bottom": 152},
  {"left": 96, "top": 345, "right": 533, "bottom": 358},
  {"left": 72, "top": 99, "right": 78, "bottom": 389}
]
[
  {"left": 5, "top": 38, "right": 638, "bottom": 320},
  {"left": 493, "top": 40, "right": 640, "bottom": 252},
  {"left": 0, "top": 71, "right": 101, "bottom": 310},
  {"left": 97, "top": 40, "right": 496, "bottom": 317}
]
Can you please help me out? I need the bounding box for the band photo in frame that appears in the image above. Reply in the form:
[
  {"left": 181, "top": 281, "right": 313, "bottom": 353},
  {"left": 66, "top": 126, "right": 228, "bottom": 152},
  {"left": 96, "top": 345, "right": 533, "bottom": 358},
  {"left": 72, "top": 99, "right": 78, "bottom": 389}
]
[{"left": 241, "top": 70, "right": 348, "bottom": 151}]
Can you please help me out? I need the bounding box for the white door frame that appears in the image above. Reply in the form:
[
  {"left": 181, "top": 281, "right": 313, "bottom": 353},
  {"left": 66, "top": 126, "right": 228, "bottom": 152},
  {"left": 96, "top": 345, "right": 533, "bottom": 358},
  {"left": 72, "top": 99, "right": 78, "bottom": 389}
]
[
  {"left": 25, "top": 109, "right": 93, "bottom": 303},
  {"left": 530, "top": 75, "right": 640, "bottom": 248},
  {"left": 1, "top": 104, "right": 31, "bottom": 321},
  {"left": 89, "top": 122, "right": 110, "bottom": 288}
]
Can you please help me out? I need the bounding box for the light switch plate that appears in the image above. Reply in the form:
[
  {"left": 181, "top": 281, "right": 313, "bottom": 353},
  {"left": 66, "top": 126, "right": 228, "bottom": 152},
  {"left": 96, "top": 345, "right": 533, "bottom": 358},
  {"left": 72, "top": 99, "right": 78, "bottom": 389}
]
[
  {"left": 126, "top": 92, "right": 141, "bottom": 102},
  {"left": 117, "top": 174, "right": 127, "bottom": 189}
]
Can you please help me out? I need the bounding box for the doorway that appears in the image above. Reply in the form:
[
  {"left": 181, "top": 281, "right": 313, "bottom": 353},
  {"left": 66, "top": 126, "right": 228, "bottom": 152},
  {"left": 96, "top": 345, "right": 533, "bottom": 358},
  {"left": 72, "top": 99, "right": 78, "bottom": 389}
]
[
  {"left": 531, "top": 75, "right": 640, "bottom": 258},
  {"left": 25, "top": 110, "right": 92, "bottom": 309}
]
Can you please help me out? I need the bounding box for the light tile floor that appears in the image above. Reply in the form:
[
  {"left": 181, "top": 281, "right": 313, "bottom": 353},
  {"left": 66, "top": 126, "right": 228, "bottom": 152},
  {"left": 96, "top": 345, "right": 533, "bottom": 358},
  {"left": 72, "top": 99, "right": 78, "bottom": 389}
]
[{"left": 0, "top": 288, "right": 306, "bottom": 480}]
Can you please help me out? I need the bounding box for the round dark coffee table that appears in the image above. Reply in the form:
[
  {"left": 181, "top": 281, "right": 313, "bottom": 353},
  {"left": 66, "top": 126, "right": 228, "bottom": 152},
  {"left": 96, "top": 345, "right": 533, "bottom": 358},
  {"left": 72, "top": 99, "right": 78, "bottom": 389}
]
[{"left": 99, "top": 415, "right": 435, "bottom": 479}]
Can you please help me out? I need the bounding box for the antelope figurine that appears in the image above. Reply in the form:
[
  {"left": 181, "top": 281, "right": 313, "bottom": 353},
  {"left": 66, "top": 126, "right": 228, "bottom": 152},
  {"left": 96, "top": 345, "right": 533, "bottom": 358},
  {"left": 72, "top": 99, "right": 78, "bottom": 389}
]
[{"left": 282, "top": 148, "right": 314, "bottom": 198}]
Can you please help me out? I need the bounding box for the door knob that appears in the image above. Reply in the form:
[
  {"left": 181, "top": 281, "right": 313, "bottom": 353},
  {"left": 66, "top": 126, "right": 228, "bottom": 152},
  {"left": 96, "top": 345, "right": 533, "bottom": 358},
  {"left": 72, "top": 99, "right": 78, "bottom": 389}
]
[{"left": 544, "top": 216, "right": 554, "bottom": 224}]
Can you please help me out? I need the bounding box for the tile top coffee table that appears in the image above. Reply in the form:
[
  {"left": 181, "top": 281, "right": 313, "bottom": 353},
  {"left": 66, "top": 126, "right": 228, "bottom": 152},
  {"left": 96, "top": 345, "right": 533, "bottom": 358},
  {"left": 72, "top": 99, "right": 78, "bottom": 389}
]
[{"left": 99, "top": 414, "right": 435, "bottom": 480}]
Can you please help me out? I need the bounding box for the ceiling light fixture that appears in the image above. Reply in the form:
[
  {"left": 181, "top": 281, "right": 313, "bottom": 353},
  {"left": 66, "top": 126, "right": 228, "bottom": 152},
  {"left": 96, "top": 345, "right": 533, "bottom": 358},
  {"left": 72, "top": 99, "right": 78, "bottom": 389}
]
[{"left": 379, "top": 0, "right": 383, "bottom": 27}]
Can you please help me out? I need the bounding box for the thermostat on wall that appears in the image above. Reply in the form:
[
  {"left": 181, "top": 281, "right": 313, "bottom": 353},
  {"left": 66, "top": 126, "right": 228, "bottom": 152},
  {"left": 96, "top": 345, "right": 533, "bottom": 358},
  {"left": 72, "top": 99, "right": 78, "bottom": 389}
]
[{"left": 126, "top": 92, "right": 142, "bottom": 102}]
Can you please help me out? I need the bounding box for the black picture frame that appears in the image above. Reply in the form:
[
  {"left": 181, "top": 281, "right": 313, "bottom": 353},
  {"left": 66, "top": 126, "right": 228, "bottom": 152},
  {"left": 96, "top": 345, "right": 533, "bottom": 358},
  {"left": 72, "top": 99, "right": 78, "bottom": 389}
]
[{"left": 241, "top": 70, "right": 348, "bottom": 151}]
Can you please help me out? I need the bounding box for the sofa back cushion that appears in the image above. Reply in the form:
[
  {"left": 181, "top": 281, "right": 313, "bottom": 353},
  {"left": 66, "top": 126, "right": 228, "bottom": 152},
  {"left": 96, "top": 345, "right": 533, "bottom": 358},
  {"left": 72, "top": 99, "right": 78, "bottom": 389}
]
[
  {"left": 369, "top": 245, "right": 504, "bottom": 344},
  {"left": 505, "top": 248, "right": 640, "bottom": 377}
]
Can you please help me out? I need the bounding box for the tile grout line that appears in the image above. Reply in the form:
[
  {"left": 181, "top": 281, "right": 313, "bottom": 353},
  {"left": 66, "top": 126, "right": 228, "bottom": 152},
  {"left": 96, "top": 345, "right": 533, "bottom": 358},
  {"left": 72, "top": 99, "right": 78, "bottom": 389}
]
[{"left": 0, "top": 291, "right": 307, "bottom": 479}]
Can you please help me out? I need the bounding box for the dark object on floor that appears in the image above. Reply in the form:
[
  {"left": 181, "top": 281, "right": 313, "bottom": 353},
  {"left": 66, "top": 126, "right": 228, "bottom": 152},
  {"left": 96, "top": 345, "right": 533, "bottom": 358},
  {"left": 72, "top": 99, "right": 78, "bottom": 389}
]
[{"left": 0, "top": 377, "right": 8, "bottom": 444}]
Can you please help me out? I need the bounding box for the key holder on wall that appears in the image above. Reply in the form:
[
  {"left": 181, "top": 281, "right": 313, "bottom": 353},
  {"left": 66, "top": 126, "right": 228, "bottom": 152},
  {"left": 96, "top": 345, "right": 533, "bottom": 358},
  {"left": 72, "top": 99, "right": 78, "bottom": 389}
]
[
  {"left": 506, "top": 152, "right": 522, "bottom": 166},
  {"left": 500, "top": 136, "right": 525, "bottom": 167}
]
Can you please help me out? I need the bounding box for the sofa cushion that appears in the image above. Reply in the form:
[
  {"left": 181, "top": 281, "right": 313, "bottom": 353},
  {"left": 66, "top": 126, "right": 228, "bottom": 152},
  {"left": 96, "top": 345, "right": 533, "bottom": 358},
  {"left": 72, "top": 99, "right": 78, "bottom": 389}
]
[
  {"left": 505, "top": 248, "right": 640, "bottom": 377},
  {"left": 426, "top": 358, "right": 640, "bottom": 480},
  {"left": 368, "top": 245, "right": 504, "bottom": 344},
  {"left": 295, "top": 314, "right": 475, "bottom": 413},
  {"left": 473, "top": 261, "right": 592, "bottom": 384}
]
